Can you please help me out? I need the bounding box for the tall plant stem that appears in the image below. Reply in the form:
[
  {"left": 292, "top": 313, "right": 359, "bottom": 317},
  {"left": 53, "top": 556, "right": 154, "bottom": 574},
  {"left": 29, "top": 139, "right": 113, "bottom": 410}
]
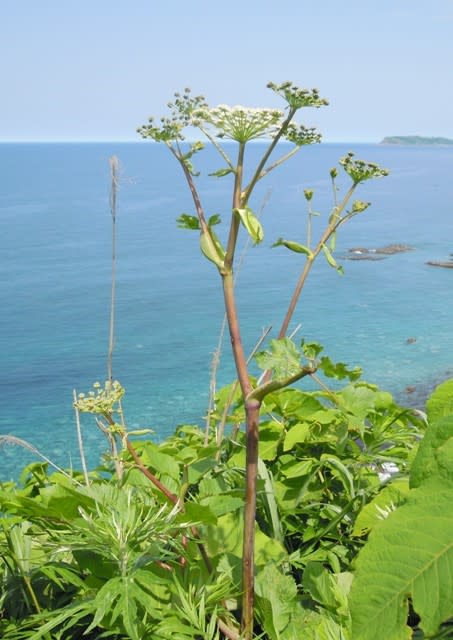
[
  {"left": 241, "top": 397, "right": 260, "bottom": 638},
  {"left": 107, "top": 156, "right": 119, "bottom": 382},
  {"left": 221, "top": 273, "right": 252, "bottom": 399},
  {"left": 277, "top": 184, "right": 356, "bottom": 339},
  {"left": 242, "top": 107, "right": 297, "bottom": 203},
  {"left": 222, "top": 270, "right": 258, "bottom": 639},
  {"left": 216, "top": 326, "right": 271, "bottom": 449},
  {"left": 225, "top": 143, "right": 245, "bottom": 268}
]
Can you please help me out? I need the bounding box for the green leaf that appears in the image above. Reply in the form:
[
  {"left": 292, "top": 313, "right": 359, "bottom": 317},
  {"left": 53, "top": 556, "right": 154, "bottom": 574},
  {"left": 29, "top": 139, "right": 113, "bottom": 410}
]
[
  {"left": 302, "top": 341, "right": 323, "bottom": 360},
  {"left": 181, "top": 501, "right": 217, "bottom": 526},
  {"left": 410, "top": 415, "right": 453, "bottom": 489},
  {"left": 321, "top": 243, "right": 338, "bottom": 269},
  {"left": 177, "top": 213, "right": 200, "bottom": 230},
  {"left": 207, "top": 213, "right": 221, "bottom": 226},
  {"left": 255, "top": 563, "right": 298, "bottom": 639},
  {"left": 200, "top": 493, "right": 244, "bottom": 517},
  {"left": 205, "top": 511, "right": 286, "bottom": 566},
  {"left": 319, "top": 356, "right": 362, "bottom": 381},
  {"left": 272, "top": 237, "right": 313, "bottom": 258},
  {"left": 233, "top": 206, "right": 264, "bottom": 244},
  {"left": 209, "top": 167, "right": 234, "bottom": 177},
  {"left": 284, "top": 423, "right": 311, "bottom": 451},
  {"left": 141, "top": 443, "right": 181, "bottom": 481},
  {"left": 199, "top": 227, "right": 225, "bottom": 269},
  {"left": 259, "top": 420, "right": 283, "bottom": 461},
  {"left": 349, "top": 487, "right": 453, "bottom": 639},
  {"left": 329, "top": 232, "right": 337, "bottom": 252},
  {"left": 303, "top": 562, "right": 338, "bottom": 610},
  {"left": 255, "top": 338, "right": 302, "bottom": 379},
  {"left": 258, "top": 458, "right": 284, "bottom": 544},
  {"left": 338, "top": 384, "right": 392, "bottom": 420},
  {"left": 279, "top": 457, "right": 314, "bottom": 478},
  {"left": 426, "top": 378, "right": 453, "bottom": 422}
]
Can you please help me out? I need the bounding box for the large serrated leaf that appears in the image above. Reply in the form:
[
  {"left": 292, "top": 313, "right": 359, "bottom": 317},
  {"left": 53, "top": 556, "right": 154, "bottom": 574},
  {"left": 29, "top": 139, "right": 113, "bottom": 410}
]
[
  {"left": 410, "top": 414, "right": 453, "bottom": 489},
  {"left": 426, "top": 378, "right": 453, "bottom": 422},
  {"left": 255, "top": 338, "right": 302, "bottom": 380},
  {"left": 349, "top": 487, "right": 453, "bottom": 639},
  {"left": 255, "top": 563, "right": 298, "bottom": 639}
]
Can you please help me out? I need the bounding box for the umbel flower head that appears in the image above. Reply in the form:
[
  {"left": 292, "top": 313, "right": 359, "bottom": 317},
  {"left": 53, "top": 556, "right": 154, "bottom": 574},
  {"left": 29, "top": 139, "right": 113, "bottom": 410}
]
[
  {"left": 340, "top": 152, "right": 389, "bottom": 184},
  {"left": 74, "top": 380, "right": 125, "bottom": 415},
  {"left": 267, "top": 81, "right": 329, "bottom": 110},
  {"left": 197, "top": 105, "right": 284, "bottom": 143}
]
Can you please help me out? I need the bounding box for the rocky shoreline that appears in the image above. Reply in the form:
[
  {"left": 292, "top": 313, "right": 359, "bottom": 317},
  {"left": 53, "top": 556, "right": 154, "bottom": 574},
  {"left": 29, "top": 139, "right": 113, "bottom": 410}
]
[{"left": 339, "top": 244, "right": 453, "bottom": 268}]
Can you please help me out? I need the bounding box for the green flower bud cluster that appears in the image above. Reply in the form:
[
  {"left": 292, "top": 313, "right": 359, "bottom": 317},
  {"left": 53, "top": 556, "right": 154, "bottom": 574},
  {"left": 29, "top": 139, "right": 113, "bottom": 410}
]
[
  {"left": 284, "top": 123, "right": 321, "bottom": 146},
  {"left": 340, "top": 152, "right": 389, "bottom": 184},
  {"left": 167, "top": 88, "right": 208, "bottom": 126},
  {"left": 137, "top": 88, "right": 207, "bottom": 143},
  {"left": 351, "top": 200, "right": 371, "bottom": 213},
  {"left": 137, "top": 118, "right": 183, "bottom": 143},
  {"left": 267, "top": 81, "right": 329, "bottom": 110},
  {"left": 74, "top": 380, "right": 125, "bottom": 415},
  {"left": 199, "top": 105, "right": 284, "bottom": 143}
]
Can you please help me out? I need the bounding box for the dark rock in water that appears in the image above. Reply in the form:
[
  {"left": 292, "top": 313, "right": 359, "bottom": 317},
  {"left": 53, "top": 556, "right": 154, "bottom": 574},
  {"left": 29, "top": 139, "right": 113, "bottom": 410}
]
[
  {"left": 426, "top": 260, "right": 453, "bottom": 269},
  {"left": 375, "top": 244, "right": 413, "bottom": 254},
  {"left": 396, "top": 371, "right": 453, "bottom": 410},
  {"left": 347, "top": 243, "right": 414, "bottom": 256},
  {"left": 406, "top": 337, "right": 417, "bottom": 344}
]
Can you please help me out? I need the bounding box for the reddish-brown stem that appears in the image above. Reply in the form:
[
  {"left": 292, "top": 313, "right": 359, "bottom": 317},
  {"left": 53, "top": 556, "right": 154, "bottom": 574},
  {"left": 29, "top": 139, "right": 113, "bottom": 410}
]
[
  {"left": 222, "top": 273, "right": 252, "bottom": 399},
  {"left": 125, "top": 436, "right": 179, "bottom": 503},
  {"left": 169, "top": 144, "right": 210, "bottom": 232},
  {"left": 241, "top": 399, "right": 261, "bottom": 638}
]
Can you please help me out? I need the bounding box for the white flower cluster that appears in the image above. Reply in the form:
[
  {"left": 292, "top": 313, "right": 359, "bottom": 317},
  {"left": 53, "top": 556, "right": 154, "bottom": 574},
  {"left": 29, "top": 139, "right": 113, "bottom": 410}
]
[{"left": 198, "top": 105, "right": 284, "bottom": 143}]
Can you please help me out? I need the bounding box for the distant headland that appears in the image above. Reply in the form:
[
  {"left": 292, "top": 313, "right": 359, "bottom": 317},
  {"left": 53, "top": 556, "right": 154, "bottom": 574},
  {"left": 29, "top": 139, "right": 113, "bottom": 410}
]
[{"left": 380, "top": 135, "right": 453, "bottom": 146}]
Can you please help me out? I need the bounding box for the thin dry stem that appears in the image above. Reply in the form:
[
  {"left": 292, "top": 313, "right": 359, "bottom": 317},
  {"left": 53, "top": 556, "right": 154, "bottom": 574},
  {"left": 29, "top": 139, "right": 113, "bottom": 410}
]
[
  {"left": 73, "top": 389, "right": 90, "bottom": 485},
  {"left": 108, "top": 155, "right": 119, "bottom": 382},
  {"left": 0, "top": 435, "right": 82, "bottom": 485}
]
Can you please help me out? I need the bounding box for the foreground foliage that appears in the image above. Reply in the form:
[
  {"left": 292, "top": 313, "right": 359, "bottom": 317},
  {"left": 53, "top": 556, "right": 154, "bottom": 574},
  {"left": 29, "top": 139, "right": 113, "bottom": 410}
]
[{"left": 5, "top": 367, "right": 452, "bottom": 638}]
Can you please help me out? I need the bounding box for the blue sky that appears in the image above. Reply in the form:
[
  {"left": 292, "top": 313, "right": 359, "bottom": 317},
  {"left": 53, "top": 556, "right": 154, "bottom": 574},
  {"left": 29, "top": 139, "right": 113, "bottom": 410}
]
[{"left": 1, "top": 0, "right": 452, "bottom": 142}]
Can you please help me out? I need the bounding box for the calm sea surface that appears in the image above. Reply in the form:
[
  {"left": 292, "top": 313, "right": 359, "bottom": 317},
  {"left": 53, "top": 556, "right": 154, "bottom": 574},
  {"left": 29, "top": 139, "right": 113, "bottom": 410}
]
[{"left": 1, "top": 142, "right": 453, "bottom": 480}]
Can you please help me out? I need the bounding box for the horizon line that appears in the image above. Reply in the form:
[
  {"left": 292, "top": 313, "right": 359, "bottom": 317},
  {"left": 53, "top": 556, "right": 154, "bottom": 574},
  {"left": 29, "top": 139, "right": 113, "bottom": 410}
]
[{"left": 0, "top": 138, "right": 379, "bottom": 144}]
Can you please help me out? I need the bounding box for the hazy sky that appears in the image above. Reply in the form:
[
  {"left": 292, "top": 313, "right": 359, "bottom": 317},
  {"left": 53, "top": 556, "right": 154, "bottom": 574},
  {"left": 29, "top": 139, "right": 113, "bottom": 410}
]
[{"left": 1, "top": 0, "right": 452, "bottom": 142}]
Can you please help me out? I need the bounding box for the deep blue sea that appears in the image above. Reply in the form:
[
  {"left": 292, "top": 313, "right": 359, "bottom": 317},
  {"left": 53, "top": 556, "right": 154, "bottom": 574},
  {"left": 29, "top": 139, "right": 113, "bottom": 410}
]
[{"left": 1, "top": 141, "right": 453, "bottom": 480}]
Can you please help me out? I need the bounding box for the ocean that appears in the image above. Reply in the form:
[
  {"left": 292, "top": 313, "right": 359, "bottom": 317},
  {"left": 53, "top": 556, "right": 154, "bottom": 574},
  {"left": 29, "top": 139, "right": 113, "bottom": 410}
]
[{"left": 1, "top": 141, "right": 453, "bottom": 480}]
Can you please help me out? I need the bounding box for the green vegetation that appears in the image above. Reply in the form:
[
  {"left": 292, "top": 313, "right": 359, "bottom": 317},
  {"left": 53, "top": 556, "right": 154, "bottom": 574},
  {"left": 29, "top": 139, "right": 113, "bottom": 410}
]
[
  {"left": 1, "top": 82, "right": 453, "bottom": 639},
  {"left": 381, "top": 135, "right": 453, "bottom": 145}
]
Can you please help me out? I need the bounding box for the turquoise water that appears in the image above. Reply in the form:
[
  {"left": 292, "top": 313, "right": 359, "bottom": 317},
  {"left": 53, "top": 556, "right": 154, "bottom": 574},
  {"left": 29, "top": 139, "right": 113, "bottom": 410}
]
[{"left": 1, "top": 141, "right": 453, "bottom": 480}]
